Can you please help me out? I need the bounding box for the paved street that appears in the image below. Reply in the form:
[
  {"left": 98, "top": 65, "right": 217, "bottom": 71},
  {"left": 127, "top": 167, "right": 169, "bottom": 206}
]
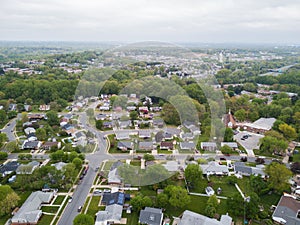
[{"left": 0, "top": 118, "right": 17, "bottom": 142}]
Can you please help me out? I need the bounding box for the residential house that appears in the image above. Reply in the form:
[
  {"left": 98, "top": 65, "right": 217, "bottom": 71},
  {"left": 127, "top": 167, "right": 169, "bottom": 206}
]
[
  {"left": 153, "top": 118, "right": 164, "bottom": 128},
  {"left": 27, "top": 114, "right": 45, "bottom": 121},
  {"left": 180, "top": 142, "right": 196, "bottom": 151},
  {"left": 180, "top": 133, "right": 194, "bottom": 141},
  {"left": 9, "top": 103, "right": 17, "bottom": 111},
  {"left": 16, "top": 161, "right": 40, "bottom": 174},
  {"left": 189, "top": 125, "right": 201, "bottom": 135},
  {"left": 74, "top": 131, "right": 87, "bottom": 147},
  {"left": 108, "top": 161, "right": 123, "bottom": 185},
  {"left": 155, "top": 131, "right": 164, "bottom": 143},
  {"left": 24, "top": 127, "right": 36, "bottom": 136},
  {"left": 119, "top": 120, "right": 131, "bottom": 129},
  {"left": 0, "top": 161, "right": 20, "bottom": 177},
  {"left": 99, "top": 103, "right": 110, "bottom": 111},
  {"left": 27, "top": 133, "right": 37, "bottom": 142},
  {"left": 163, "top": 161, "right": 182, "bottom": 172},
  {"left": 234, "top": 162, "right": 266, "bottom": 177},
  {"left": 139, "top": 106, "right": 149, "bottom": 114},
  {"left": 164, "top": 128, "right": 181, "bottom": 137},
  {"left": 115, "top": 131, "right": 130, "bottom": 140},
  {"left": 95, "top": 204, "right": 123, "bottom": 225},
  {"left": 101, "top": 192, "right": 129, "bottom": 206},
  {"left": 160, "top": 141, "right": 174, "bottom": 150},
  {"left": 200, "top": 161, "right": 229, "bottom": 176},
  {"left": 139, "top": 130, "right": 151, "bottom": 139},
  {"left": 200, "top": 142, "right": 217, "bottom": 151},
  {"left": 22, "top": 141, "right": 41, "bottom": 150},
  {"left": 178, "top": 210, "right": 232, "bottom": 225},
  {"left": 39, "top": 104, "right": 50, "bottom": 111},
  {"left": 272, "top": 194, "right": 300, "bottom": 225},
  {"left": 117, "top": 141, "right": 133, "bottom": 151},
  {"left": 221, "top": 142, "right": 238, "bottom": 150},
  {"left": 11, "top": 191, "right": 54, "bottom": 225},
  {"left": 139, "top": 142, "right": 153, "bottom": 151},
  {"left": 139, "top": 207, "right": 163, "bottom": 225},
  {"left": 96, "top": 114, "right": 107, "bottom": 121},
  {"left": 51, "top": 162, "right": 67, "bottom": 171},
  {"left": 103, "top": 121, "right": 113, "bottom": 129},
  {"left": 42, "top": 142, "right": 61, "bottom": 150}
]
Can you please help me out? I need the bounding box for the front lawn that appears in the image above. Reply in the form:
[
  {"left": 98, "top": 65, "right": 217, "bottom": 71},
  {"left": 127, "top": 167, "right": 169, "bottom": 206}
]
[
  {"left": 53, "top": 195, "right": 65, "bottom": 205},
  {"left": 208, "top": 176, "right": 239, "bottom": 197},
  {"left": 86, "top": 196, "right": 101, "bottom": 217},
  {"left": 38, "top": 215, "right": 54, "bottom": 225},
  {"left": 41, "top": 206, "right": 59, "bottom": 214}
]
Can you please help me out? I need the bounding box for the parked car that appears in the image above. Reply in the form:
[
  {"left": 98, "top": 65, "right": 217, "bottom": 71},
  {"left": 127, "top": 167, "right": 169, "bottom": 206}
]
[
  {"left": 77, "top": 206, "right": 82, "bottom": 212},
  {"left": 68, "top": 197, "right": 73, "bottom": 203}
]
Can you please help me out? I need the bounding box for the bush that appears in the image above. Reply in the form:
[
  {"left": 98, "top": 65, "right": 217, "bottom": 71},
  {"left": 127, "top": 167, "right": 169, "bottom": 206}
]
[{"left": 0, "top": 152, "right": 8, "bottom": 160}]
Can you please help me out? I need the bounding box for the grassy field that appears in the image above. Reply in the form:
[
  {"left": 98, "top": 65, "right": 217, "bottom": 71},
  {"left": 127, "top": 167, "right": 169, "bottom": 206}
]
[
  {"left": 41, "top": 206, "right": 59, "bottom": 214},
  {"left": 86, "top": 196, "right": 101, "bottom": 217},
  {"left": 123, "top": 211, "right": 138, "bottom": 225},
  {"left": 53, "top": 195, "right": 65, "bottom": 205},
  {"left": 38, "top": 215, "right": 54, "bottom": 225}
]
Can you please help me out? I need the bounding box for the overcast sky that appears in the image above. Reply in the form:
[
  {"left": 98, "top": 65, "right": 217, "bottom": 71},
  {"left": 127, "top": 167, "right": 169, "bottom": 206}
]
[{"left": 1, "top": 0, "right": 300, "bottom": 43}]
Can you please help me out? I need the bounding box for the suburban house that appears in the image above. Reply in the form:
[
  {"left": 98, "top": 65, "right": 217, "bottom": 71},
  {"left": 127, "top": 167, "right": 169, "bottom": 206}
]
[
  {"left": 117, "top": 141, "right": 133, "bottom": 151},
  {"left": 200, "top": 162, "right": 229, "bottom": 176},
  {"left": 272, "top": 194, "right": 300, "bottom": 225},
  {"left": 39, "top": 104, "right": 50, "bottom": 111},
  {"left": 221, "top": 142, "right": 238, "bottom": 150},
  {"left": 96, "top": 113, "right": 107, "bottom": 121},
  {"left": 22, "top": 141, "right": 41, "bottom": 150},
  {"left": 180, "top": 142, "right": 196, "bottom": 151},
  {"left": 138, "top": 207, "right": 163, "bottom": 225},
  {"left": 178, "top": 210, "right": 232, "bottom": 225},
  {"left": 115, "top": 131, "right": 130, "bottom": 140},
  {"left": 153, "top": 118, "right": 164, "bottom": 128},
  {"left": 42, "top": 142, "right": 61, "bottom": 150},
  {"left": 108, "top": 161, "right": 123, "bottom": 185},
  {"left": 95, "top": 204, "right": 123, "bottom": 225},
  {"left": 164, "top": 128, "right": 181, "bottom": 137},
  {"left": 155, "top": 131, "right": 164, "bottom": 143},
  {"left": 24, "top": 127, "right": 36, "bottom": 136},
  {"left": 234, "top": 162, "right": 266, "bottom": 177},
  {"left": 160, "top": 141, "right": 174, "bottom": 150},
  {"left": 11, "top": 191, "right": 54, "bottom": 225},
  {"left": 27, "top": 114, "right": 45, "bottom": 121},
  {"left": 163, "top": 161, "right": 182, "bottom": 172},
  {"left": 200, "top": 142, "right": 217, "bottom": 151},
  {"left": 51, "top": 162, "right": 67, "bottom": 170},
  {"left": 139, "top": 142, "right": 153, "bottom": 151},
  {"left": 118, "top": 120, "right": 131, "bottom": 129},
  {"left": 101, "top": 191, "right": 130, "bottom": 206},
  {"left": 0, "top": 161, "right": 20, "bottom": 177},
  {"left": 16, "top": 161, "right": 40, "bottom": 174},
  {"left": 242, "top": 117, "right": 276, "bottom": 134},
  {"left": 139, "top": 130, "right": 151, "bottom": 139},
  {"left": 103, "top": 121, "right": 113, "bottom": 129},
  {"left": 180, "top": 133, "right": 194, "bottom": 141}
]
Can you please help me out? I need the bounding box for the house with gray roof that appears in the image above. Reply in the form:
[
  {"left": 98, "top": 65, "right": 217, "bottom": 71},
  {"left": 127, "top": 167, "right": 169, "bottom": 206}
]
[
  {"left": 95, "top": 204, "right": 123, "bottom": 225},
  {"left": 117, "top": 141, "right": 133, "bottom": 151},
  {"left": 115, "top": 131, "right": 130, "bottom": 140},
  {"left": 11, "top": 191, "right": 54, "bottom": 225},
  {"left": 178, "top": 210, "right": 232, "bottom": 225},
  {"left": 272, "top": 194, "right": 300, "bottom": 225},
  {"left": 0, "top": 161, "right": 20, "bottom": 177},
  {"left": 200, "top": 161, "right": 229, "bottom": 176},
  {"left": 16, "top": 161, "right": 40, "bottom": 174},
  {"left": 180, "top": 142, "right": 196, "bottom": 151},
  {"left": 139, "top": 141, "right": 153, "bottom": 151},
  {"left": 243, "top": 117, "right": 276, "bottom": 134},
  {"left": 180, "top": 133, "right": 194, "bottom": 141},
  {"left": 200, "top": 142, "right": 217, "bottom": 151},
  {"left": 22, "top": 140, "right": 41, "bottom": 150},
  {"left": 139, "top": 207, "right": 163, "bottom": 225},
  {"left": 139, "top": 130, "right": 151, "bottom": 139},
  {"left": 234, "top": 162, "right": 266, "bottom": 177},
  {"left": 119, "top": 120, "right": 131, "bottom": 129},
  {"left": 221, "top": 142, "right": 238, "bottom": 149}
]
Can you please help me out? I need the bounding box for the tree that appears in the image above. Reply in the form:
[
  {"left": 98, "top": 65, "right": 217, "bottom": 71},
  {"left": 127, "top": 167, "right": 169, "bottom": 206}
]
[
  {"left": 224, "top": 128, "right": 234, "bottom": 142},
  {"left": 156, "top": 193, "right": 168, "bottom": 208},
  {"left": 227, "top": 193, "right": 244, "bottom": 217},
  {"left": 161, "top": 103, "right": 180, "bottom": 126},
  {"left": 279, "top": 123, "right": 297, "bottom": 140},
  {"left": 234, "top": 109, "right": 246, "bottom": 121},
  {"left": 46, "top": 111, "right": 59, "bottom": 126},
  {"left": 205, "top": 204, "right": 216, "bottom": 218},
  {"left": 259, "top": 136, "right": 288, "bottom": 155},
  {"left": 220, "top": 145, "right": 232, "bottom": 155},
  {"left": 164, "top": 185, "right": 190, "bottom": 208},
  {"left": 72, "top": 157, "right": 83, "bottom": 170},
  {"left": 95, "top": 119, "right": 103, "bottom": 130},
  {"left": 36, "top": 128, "right": 47, "bottom": 141},
  {"left": 0, "top": 185, "right": 20, "bottom": 216},
  {"left": 0, "top": 133, "right": 8, "bottom": 148},
  {"left": 249, "top": 175, "right": 268, "bottom": 195},
  {"left": 130, "top": 195, "right": 153, "bottom": 212},
  {"left": 129, "top": 111, "right": 138, "bottom": 121},
  {"left": 73, "top": 214, "right": 94, "bottom": 225},
  {"left": 184, "top": 164, "right": 202, "bottom": 188},
  {"left": 143, "top": 153, "right": 155, "bottom": 161},
  {"left": 207, "top": 194, "right": 218, "bottom": 208},
  {"left": 0, "top": 152, "right": 8, "bottom": 160},
  {"left": 265, "top": 162, "right": 293, "bottom": 193}
]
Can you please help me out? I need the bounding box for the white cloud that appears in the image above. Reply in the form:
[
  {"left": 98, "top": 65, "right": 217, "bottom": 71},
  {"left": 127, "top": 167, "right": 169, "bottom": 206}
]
[{"left": 0, "top": 0, "right": 299, "bottom": 42}]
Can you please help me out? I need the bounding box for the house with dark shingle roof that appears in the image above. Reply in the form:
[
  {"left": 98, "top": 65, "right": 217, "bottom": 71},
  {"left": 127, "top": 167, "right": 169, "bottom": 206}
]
[
  {"left": 160, "top": 141, "right": 174, "bottom": 150},
  {"left": 139, "top": 141, "right": 153, "bottom": 151},
  {"left": 117, "top": 141, "right": 133, "bottom": 151},
  {"left": 272, "top": 194, "right": 300, "bottom": 225},
  {"left": 139, "top": 207, "right": 163, "bottom": 225},
  {"left": 0, "top": 161, "right": 20, "bottom": 177}
]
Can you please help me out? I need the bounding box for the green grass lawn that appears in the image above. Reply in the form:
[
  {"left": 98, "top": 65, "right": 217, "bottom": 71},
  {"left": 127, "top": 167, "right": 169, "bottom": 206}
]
[
  {"left": 292, "top": 153, "right": 300, "bottom": 162},
  {"left": 208, "top": 176, "right": 239, "bottom": 197},
  {"left": 38, "top": 214, "right": 54, "bottom": 225},
  {"left": 0, "top": 215, "right": 10, "bottom": 225},
  {"left": 102, "top": 160, "right": 116, "bottom": 171},
  {"left": 86, "top": 196, "right": 101, "bottom": 217},
  {"left": 53, "top": 195, "right": 65, "bottom": 205},
  {"left": 41, "top": 206, "right": 59, "bottom": 214},
  {"left": 189, "top": 178, "right": 208, "bottom": 193},
  {"left": 123, "top": 211, "right": 138, "bottom": 225}
]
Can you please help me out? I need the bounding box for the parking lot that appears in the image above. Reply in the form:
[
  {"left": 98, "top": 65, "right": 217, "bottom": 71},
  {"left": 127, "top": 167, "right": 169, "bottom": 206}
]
[{"left": 234, "top": 131, "right": 264, "bottom": 157}]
